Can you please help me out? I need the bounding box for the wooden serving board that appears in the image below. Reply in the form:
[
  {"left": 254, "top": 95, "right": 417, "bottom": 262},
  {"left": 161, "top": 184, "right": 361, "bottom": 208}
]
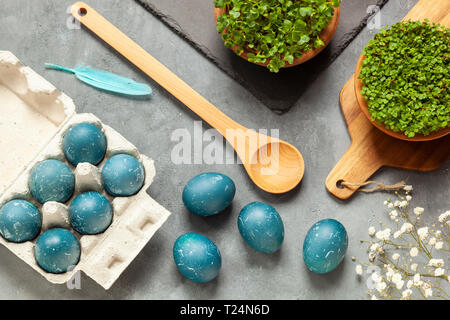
[{"left": 326, "top": 0, "right": 450, "bottom": 200}]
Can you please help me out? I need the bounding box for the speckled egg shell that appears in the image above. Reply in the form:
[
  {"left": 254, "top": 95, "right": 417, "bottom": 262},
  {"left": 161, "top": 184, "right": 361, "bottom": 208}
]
[
  {"left": 63, "top": 122, "right": 107, "bottom": 166},
  {"left": 29, "top": 159, "right": 75, "bottom": 204},
  {"left": 173, "top": 233, "right": 222, "bottom": 283},
  {"left": 101, "top": 154, "right": 145, "bottom": 196},
  {"left": 238, "top": 202, "right": 284, "bottom": 253},
  {"left": 182, "top": 172, "right": 236, "bottom": 217},
  {"left": 34, "top": 228, "right": 81, "bottom": 274},
  {"left": 0, "top": 200, "right": 42, "bottom": 243},
  {"left": 303, "top": 219, "right": 348, "bottom": 274},
  {"left": 69, "top": 192, "right": 113, "bottom": 235}
]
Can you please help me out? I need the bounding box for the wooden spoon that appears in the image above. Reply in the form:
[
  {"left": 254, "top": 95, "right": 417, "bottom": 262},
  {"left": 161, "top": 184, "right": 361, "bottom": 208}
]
[{"left": 71, "top": 2, "right": 305, "bottom": 194}]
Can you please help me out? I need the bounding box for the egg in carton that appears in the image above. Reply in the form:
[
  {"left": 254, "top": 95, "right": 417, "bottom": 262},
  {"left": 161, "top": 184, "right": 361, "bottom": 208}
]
[{"left": 0, "top": 51, "right": 171, "bottom": 290}]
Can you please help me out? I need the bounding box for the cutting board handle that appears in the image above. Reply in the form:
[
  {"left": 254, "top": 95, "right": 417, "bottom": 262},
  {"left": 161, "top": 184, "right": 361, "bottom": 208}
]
[{"left": 325, "top": 143, "right": 383, "bottom": 200}]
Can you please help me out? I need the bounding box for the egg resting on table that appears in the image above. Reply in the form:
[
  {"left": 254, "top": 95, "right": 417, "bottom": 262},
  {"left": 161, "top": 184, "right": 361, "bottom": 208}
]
[
  {"left": 69, "top": 191, "right": 113, "bottom": 235},
  {"left": 63, "top": 122, "right": 107, "bottom": 166},
  {"left": 238, "top": 201, "right": 284, "bottom": 253},
  {"left": 0, "top": 200, "right": 42, "bottom": 243},
  {"left": 182, "top": 172, "right": 236, "bottom": 216},
  {"left": 34, "top": 228, "right": 81, "bottom": 274},
  {"left": 101, "top": 154, "right": 145, "bottom": 196},
  {"left": 29, "top": 159, "right": 75, "bottom": 204},
  {"left": 303, "top": 219, "right": 348, "bottom": 274},
  {"left": 173, "top": 232, "right": 222, "bottom": 283}
]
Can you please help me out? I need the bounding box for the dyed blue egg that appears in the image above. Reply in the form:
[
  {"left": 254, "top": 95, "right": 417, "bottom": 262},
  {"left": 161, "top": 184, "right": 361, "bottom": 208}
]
[
  {"left": 63, "top": 122, "right": 107, "bottom": 166},
  {"left": 182, "top": 172, "right": 236, "bottom": 216},
  {"left": 173, "top": 233, "right": 222, "bottom": 283},
  {"left": 238, "top": 202, "right": 284, "bottom": 253},
  {"left": 0, "top": 200, "right": 42, "bottom": 243},
  {"left": 303, "top": 219, "right": 348, "bottom": 274},
  {"left": 101, "top": 154, "right": 145, "bottom": 196},
  {"left": 34, "top": 228, "right": 81, "bottom": 274},
  {"left": 29, "top": 160, "right": 75, "bottom": 204},
  {"left": 69, "top": 192, "right": 113, "bottom": 235}
]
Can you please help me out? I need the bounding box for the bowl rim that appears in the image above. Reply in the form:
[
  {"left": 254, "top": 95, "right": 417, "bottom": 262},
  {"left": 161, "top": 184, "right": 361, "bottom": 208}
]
[
  {"left": 354, "top": 54, "right": 450, "bottom": 142},
  {"left": 213, "top": 4, "right": 340, "bottom": 68}
]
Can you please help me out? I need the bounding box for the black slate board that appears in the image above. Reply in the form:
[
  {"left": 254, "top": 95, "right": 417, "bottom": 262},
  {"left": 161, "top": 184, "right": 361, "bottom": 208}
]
[{"left": 135, "top": 0, "right": 389, "bottom": 113}]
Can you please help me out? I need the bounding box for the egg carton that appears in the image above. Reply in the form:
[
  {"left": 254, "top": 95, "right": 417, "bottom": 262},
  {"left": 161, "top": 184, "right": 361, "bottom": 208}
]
[{"left": 0, "top": 51, "right": 171, "bottom": 290}]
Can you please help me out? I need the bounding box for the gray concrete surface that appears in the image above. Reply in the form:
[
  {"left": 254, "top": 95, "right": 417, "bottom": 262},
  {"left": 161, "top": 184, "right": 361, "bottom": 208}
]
[{"left": 0, "top": 0, "right": 448, "bottom": 300}]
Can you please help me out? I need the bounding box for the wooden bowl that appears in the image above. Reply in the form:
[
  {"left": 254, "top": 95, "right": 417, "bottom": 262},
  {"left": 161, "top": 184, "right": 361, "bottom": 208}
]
[
  {"left": 214, "top": 5, "right": 340, "bottom": 68},
  {"left": 354, "top": 55, "right": 450, "bottom": 142}
]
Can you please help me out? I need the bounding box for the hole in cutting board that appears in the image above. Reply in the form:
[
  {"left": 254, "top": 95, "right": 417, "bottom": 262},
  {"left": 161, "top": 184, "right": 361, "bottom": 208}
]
[
  {"left": 78, "top": 7, "right": 87, "bottom": 16},
  {"left": 336, "top": 180, "right": 344, "bottom": 189}
]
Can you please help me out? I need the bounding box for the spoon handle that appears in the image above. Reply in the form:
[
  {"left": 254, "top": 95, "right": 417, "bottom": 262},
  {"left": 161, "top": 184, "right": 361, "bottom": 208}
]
[{"left": 71, "top": 2, "right": 244, "bottom": 137}]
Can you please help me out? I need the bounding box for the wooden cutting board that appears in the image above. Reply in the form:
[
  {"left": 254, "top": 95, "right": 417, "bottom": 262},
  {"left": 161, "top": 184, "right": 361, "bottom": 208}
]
[{"left": 326, "top": 0, "right": 450, "bottom": 200}]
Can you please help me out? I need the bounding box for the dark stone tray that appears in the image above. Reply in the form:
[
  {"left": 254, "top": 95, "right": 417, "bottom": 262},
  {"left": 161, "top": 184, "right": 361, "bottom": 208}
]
[{"left": 135, "top": 0, "right": 389, "bottom": 113}]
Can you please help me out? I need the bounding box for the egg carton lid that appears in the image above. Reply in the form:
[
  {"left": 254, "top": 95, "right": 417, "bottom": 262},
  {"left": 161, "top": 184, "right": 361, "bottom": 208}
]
[{"left": 0, "top": 51, "right": 76, "bottom": 194}]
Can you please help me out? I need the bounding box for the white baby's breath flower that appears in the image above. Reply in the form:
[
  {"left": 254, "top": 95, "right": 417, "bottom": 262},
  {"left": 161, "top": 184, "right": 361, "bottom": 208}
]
[
  {"left": 400, "top": 222, "right": 413, "bottom": 233},
  {"left": 376, "top": 228, "right": 391, "bottom": 241},
  {"left": 372, "top": 272, "right": 382, "bottom": 283},
  {"left": 388, "top": 203, "right": 394, "bottom": 209},
  {"left": 368, "top": 226, "right": 376, "bottom": 237},
  {"left": 399, "top": 201, "right": 408, "bottom": 208},
  {"left": 402, "top": 289, "right": 412, "bottom": 300},
  {"left": 403, "top": 185, "right": 413, "bottom": 192},
  {"left": 355, "top": 264, "right": 363, "bottom": 275},
  {"left": 383, "top": 200, "right": 389, "bottom": 206},
  {"left": 417, "top": 227, "right": 429, "bottom": 241},
  {"left": 428, "top": 259, "right": 444, "bottom": 268},
  {"left": 424, "top": 288, "right": 433, "bottom": 298},
  {"left": 376, "top": 281, "right": 387, "bottom": 293},
  {"left": 392, "top": 253, "right": 400, "bottom": 260},
  {"left": 407, "top": 280, "right": 413, "bottom": 288},
  {"left": 371, "top": 295, "right": 378, "bottom": 300},
  {"left": 435, "top": 241, "right": 443, "bottom": 250},
  {"left": 368, "top": 252, "right": 376, "bottom": 262},
  {"left": 434, "top": 268, "right": 445, "bottom": 277},
  {"left": 438, "top": 210, "right": 449, "bottom": 223},
  {"left": 410, "top": 263, "right": 418, "bottom": 272},
  {"left": 406, "top": 195, "right": 412, "bottom": 201},
  {"left": 428, "top": 237, "right": 436, "bottom": 246},
  {"left": 413, "top": 207, "right": 424, "bottom": 215},
  {"left": 394, "top": 200, "right": 401, "bottom": 207},
  {"left": 413, "top": 274, "right": 423, "bottom": 286},
  {"left": 370, "top": 243, "right": 380, "bottom": 252},
  {"left": 389, "top": 210, "right": 398, "bottom": 220},
  {"left": 410, "top": 247, "right": 419, "bottom": 257},
  {"left": 435, "top": 230, "right": 442, "bottom": 238}
]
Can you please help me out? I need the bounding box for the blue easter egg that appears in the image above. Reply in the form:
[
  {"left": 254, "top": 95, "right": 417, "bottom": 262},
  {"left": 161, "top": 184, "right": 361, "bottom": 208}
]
[
  {"left": 34, "top": 228, "right": 81, "bottom": 274},
  {"left": 101, "top": 154, "right": 145, "bottom": 196},
  {"left": 29, "top": 159, "right": 75, "bottom": 204},
  {"left": 238, "top": 202, "right": 284, "bottom": 253},
  {"left": 173, "top": 233, "right": 222, "bottom": 283},
  {"left": 63, "top": 122, "right": 107, "bottom": 166},
  {"left": 303, "top": 219, "right": 348, "bottom": 274},
  {"left": 69, "top": 192, "right": 113, "bottom": 235},
  {"left": 182, "top": 172, "right": 236, "bottom": 216},
  {"left": 0, "top": 200, "right": 42, "bottom": 243}
]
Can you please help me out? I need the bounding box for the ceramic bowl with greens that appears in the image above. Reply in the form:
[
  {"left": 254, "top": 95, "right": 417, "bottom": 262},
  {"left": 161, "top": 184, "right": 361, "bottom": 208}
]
[{"left": 214, "top": 0, "right": 340, "bottom": 73}]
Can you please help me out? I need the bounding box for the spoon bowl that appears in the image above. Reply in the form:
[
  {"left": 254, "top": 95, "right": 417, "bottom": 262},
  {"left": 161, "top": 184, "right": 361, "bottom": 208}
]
[{"left": 246, "top": 141, "right": 305, "bottom": 194}]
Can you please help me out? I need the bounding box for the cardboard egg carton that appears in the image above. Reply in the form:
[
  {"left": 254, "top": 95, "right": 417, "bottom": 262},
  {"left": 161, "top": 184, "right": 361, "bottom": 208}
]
[{"left": 0, "top": 51, "right": 171, "bottom": 290}]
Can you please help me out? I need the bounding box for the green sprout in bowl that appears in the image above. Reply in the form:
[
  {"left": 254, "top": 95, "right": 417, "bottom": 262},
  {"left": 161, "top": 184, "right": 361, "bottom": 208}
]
[
  {"left": 214, "top": 0, "right": 340, "bottom": 73},
  {"left": 359, "top": 20, "right": 449, "bottom": 137}
]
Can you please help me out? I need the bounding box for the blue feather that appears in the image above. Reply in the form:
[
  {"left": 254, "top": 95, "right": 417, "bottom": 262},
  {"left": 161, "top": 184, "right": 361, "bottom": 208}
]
[{"left": 45, "top": 63, "right": 152, "bottom": 97}]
